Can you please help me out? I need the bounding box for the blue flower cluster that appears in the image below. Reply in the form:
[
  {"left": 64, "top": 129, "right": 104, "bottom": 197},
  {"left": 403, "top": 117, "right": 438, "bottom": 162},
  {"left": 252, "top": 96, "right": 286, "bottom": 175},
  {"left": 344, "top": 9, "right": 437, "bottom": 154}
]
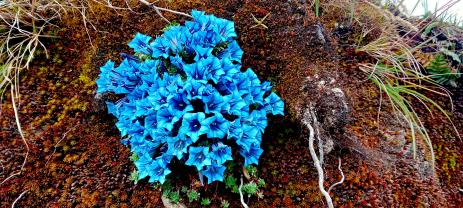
[{"left": 96, "top": 10, "right": 284, "bottom": 184}]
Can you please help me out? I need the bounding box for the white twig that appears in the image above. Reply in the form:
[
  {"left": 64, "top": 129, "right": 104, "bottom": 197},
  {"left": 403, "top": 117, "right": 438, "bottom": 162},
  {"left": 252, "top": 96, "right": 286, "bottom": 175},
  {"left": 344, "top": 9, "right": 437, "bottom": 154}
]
[
  {"left": 310, "top": 109, "right": 324, "bottom": 164},
  {"left": 45, "top": 128, "right": 73, "bottom": 167},
  {"left": 239, "top": 177, "right": 249, "bottom": 208},
  {"left": 137, "top": 0, "right": 192, "bottom": 23},
  {"left": 1, "top": 171, "right": 21, "bottom": 185},
  {"left": 11, "top": 190, "right": 28, "bottom": 208},
  {"left": 328, "top": 157, "right": 345, "bottom": 193},
  {"left": 306, "top": 109, "right": 334, "bottom": 208}
]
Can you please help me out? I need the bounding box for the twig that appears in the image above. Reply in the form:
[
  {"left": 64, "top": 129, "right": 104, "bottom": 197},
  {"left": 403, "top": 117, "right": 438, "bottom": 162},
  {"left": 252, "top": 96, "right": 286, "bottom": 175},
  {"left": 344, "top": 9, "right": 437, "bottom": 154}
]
[
  {"left": 306, "top": 108, "right": 334, "bottom": 208},
  {"left": 1, "top": 171, "right": 21, "bottom": 185},
  {"left": 239, "top": 177, "right": 249, "bottom": 208},
  {"left": 310, "top": 108, "right": 324, "bottom": 164},
  {"left": 137, "top": 0, "right": 192, "bottom": 23},
  {"left": 45, "top": 128, "right": 73, "bottom": 167},
  {"left": 11, "top": 190, "right": 28, "bottom": 208},
  {"left": 328, "top": 157, "right": 345, "bottom": 193}
]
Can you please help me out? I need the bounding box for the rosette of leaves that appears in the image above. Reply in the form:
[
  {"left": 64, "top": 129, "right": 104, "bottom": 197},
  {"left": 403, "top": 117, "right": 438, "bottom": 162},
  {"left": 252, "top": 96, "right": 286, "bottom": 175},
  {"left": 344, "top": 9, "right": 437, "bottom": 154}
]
[
  {"left": 96, "top": 10, "right": 284, "bottom": 184},
  {"left": 427, "top": 54, "right": 460, "bottom": 87}
]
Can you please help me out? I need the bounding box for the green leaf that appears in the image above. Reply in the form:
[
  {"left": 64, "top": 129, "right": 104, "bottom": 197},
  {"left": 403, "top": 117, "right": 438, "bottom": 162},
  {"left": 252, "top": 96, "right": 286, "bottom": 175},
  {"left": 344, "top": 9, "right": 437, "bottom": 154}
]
[
  {"left": 242, "top": 182, "right": 258, "bottom": 196},
  {"left": 129, "top": 153, "right": 139, "bottom": 162},
  {"left": 129, "top": 170, "right": 139, "bottom": 184},
  {"left": 200, "top": 198, "right": 211, "bottom": 206},
  {"left": 245, "top": 166, "right": 258, "bottom": 177},
  {"left": 187, "top": 190, "right": 200, "bottom": 202},
  {"left": 221, "top": 200, "right": 230, "bottom": 208},
  {"left": 257, "top": 178, "right": 266, "bottom": 188},
  {"left": 168, "top": 191, "right": 180, "bottom": 204}
]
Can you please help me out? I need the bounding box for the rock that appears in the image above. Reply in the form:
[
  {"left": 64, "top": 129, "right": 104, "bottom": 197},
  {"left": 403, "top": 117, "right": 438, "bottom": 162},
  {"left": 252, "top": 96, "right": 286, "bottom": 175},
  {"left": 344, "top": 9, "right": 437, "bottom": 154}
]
[
  {"left": 161, "top": 195, "right": 187, "bottom": 208},
  {"left": 299, "top": 75, "right": 350, "bottom": 155},
  {"left": 315, "top": 87, "right": 349, "bottom": 132}
]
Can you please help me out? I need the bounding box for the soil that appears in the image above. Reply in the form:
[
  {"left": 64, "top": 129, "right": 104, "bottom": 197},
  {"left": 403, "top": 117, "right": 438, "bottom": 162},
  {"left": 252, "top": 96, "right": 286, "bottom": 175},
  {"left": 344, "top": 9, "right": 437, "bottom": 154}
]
[{"left": 1, "top": 0, "right": 462, "bottom": 207}]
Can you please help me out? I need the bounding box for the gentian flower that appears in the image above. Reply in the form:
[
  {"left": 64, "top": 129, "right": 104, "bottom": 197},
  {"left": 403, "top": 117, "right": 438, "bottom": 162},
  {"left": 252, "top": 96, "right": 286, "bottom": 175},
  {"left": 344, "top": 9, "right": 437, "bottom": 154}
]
[
  {"left": 217, "top": 40, "right": 243, "bottom": 63},
  {"left": 194, "top": 45, "right": 213, "bottom": 61},
  {"left": 134, "top": 153, "right": 154, "bottom": 179},
  {"left": 185, "top": 146, "right": 212, "bottom": 170},
  {"left": 214, "top": 18, "right": 237, "bottom": 41},
  {"left": 184, "top": 62, "right": 209, "bottom": 82},
  {"left": 128, "top": 33, "right": 153, "bottom": 55},
  {"left": 184, "top": 79, "right": 205, "bottom": 100},
  {"left": 242, "top": 109, "right": 268, "bottom": 133},
  {"left": 167, "top": 92, "right": 193, "bottom": 113},
  {"left": 147, "top": 156, "right": 172, "bottom": 183},
  {"left": 239, "top": 142, "right": 264, "bottom": 166},
  {"left": 98, "top": 10, "right": 284, "bottom": 184},
  {"left": 203, "top": 92, "right": 227, "bottom": 114},
  {"left": 202, "top": 162, "right": 226, "bottom": 184},
  {"left": 156, "top": 107, "right": 180, "bottom": 131},
  {"left": 223, "top": 91, "right": 247, "bottom": 115},
  {"left": 179, "top": 113, "right": 211, "bottom": 142},
  {"left": 167, "top": 134, "right": 193, "bottom": 160},
  {"left": 150, "top": 37, "right": 170, "bottom": 58},
  {"left": 210, "top": 142, "right": 233, "bottom": 165},
  {"left": 264, "top": 92, "right": 285, "bottom": 115},
  {"left": 204, "top": 57, "right": 225, "bottom": 83},
  {"left": 147, "top": 87, "right": 169, "bottom": 110},
  {"left": 227, "top": 119, "right": 243, "bottom": 140},
  {"left": 204, "top": 114, "right": 230, "bottom": 139}
]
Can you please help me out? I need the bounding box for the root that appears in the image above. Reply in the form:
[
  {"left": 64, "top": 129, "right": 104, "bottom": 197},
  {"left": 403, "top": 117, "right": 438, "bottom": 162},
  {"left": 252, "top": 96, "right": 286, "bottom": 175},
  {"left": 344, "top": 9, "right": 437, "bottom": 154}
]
[
  {"left": 306, "top": 110, "right": 333, "bottom": 208},
  {"left": 304, "top": 106, "right": 346, "bottom": 208},
  {"left": 11, "top": 190, "right": 28, "bottom": 208},
  {"left": 328, "top": 157, "right": 345, "bottom": 193},
  {"left": 239, "top": 177, "right": 249, "bottom": 208}
]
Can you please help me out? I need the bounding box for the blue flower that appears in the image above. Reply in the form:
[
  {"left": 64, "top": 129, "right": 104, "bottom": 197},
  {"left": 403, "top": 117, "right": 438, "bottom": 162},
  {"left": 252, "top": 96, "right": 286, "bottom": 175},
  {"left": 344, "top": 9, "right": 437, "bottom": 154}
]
[
  {"left": 239, "top": 142, "right": 263, "bottom": 166},
  {"left": 264, "top": 92, "right": 284, "bottom": 115},
  {"left": 147, "top": 156, "right": 172, "bottom": 183},
  {"left": 204, "top": 114, "right": 230, "bottom": 139},
  {"left": 163, "top": 26, "right": 188, "bottom": 53},
  {"left": 128, "top": 33, "right": 153, "bottom": 55},
  {"left": 217, "top": 40, "right": 243, "bottom": 63},
  {"left": 147, "top": 87, "right": 169, "bottom": 110},
  {"left": 98, "top": 10, "right": 285, "bottom": 185},
  {"left": 184, "top": 61, "right": 209, "bottom": 82},
  {"left": 220, "top": 58, "right": 240, "bottom": 78},
  {"left": 236, "top": 126, "right": 260, "bottom": 152},
  {"left": 150, "top": 37, "right": 170, "bottom": 58},
  {"left": 134, "top": 153, "right": 154, "bottom": 179},
  {"left": 242, "top": 109, "right": 268, "bottom": 133},
  {"left": 202, "top": 163, "right": 226, "bottom": 184},
  {"left": 156, "top": 107, "right": 180, "bottom": 131},
  {"left": 194, "top": 45, "right": 213, "bottom": 61},
  {"left": 203, "top": 92, "right": 227, "bottom": 114},
  {"left": 227, "top": 119, "right": 243, "bottom": 140},
  {"left": 167, "top": 135, "right": 192, "bottom": 160},
  {"left": 167, "top": 92, "right": 193, "bottom": 113},
  {"left": 223, "top": 91, "right": 247, "bottom": 115},
  {"left": 185, "top": 146, "right": 212, "bottom": 170},
  {"left": 184, "top": 79, "right": 205, "bottom": 100},
  {"left": 210, "top": 142, "right": 233, "bottom": 165},
  {"left": 214, "top": 18, "right": 237, "bottom": 41},
  {"left": 203, "top": 57, "right": 225, "bottom": 83},
  {"left": 179, "top": 113, "right": 210, "bottom": 142}
]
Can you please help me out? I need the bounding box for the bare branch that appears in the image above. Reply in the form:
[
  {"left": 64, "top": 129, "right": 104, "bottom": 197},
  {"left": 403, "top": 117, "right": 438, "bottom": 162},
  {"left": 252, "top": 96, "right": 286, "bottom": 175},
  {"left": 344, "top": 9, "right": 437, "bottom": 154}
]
[
  {"left": 328, "top": 157, "right": 345, "bottom": 193},
  {"left": 239, "top": 177, "right": 249, "bottom": 208}
]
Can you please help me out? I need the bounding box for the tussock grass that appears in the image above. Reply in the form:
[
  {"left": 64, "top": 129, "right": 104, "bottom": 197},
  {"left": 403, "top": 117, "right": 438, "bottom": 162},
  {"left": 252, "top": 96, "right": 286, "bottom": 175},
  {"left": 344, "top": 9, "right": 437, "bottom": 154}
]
[{"left": 315, "top": 0, "right": 461, "bottom": 170}]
